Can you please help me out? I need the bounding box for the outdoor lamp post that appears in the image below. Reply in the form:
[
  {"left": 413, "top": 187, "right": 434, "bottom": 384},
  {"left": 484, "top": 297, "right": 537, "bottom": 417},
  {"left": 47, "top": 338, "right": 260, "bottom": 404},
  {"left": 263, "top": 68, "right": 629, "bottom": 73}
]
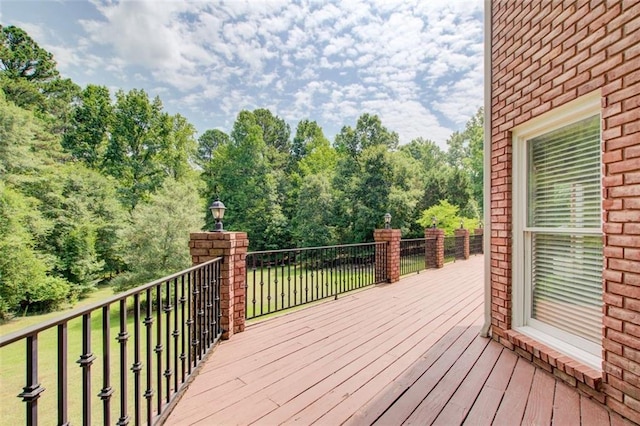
[
  {"left": 384, "top": 212, "right": 392, "bottom": 229},
  {"left": 209, "top": 196, "right": 226, "bottom": 232},
  {"left": 432, "top": 216, "right": 437, "bottom": 229},
  {"left": 460, "top": 219, "right": 464, "bottom": 229}
]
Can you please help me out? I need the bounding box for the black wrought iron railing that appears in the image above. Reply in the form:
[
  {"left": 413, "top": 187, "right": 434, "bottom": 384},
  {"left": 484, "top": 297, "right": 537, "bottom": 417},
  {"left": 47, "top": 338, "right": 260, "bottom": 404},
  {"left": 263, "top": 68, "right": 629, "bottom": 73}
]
[
  {"left": 470, "top": 233, "right": 483, "bottom": 255},
  {"left": 0, "top": 257, "right": 222, "bottom": 426},
  {"left": 400, "top": 238, "right": 428, "bottom": 276},
  {"left": 246, "top": 242, "right": 387, "bottom": 320},
  {"left": 444, "top": 235, "right": 457, "bottom": 263}
]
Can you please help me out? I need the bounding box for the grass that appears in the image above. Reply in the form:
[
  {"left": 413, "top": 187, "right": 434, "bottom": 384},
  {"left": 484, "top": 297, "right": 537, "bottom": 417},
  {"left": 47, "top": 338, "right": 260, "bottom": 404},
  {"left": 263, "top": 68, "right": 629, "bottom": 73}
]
[
  {"left": 0, "top": 259, "right": 392, "bottom": 422},
  {"left": 245, "top": 262, "right": 380, "bottom": 319},
  {"left": 0, "top": 285, "right": 203, "bottom": 425}
]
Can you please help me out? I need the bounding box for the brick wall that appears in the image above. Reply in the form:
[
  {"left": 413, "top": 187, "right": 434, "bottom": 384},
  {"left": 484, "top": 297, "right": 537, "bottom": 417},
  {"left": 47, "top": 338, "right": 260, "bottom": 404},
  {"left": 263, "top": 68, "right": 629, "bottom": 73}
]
[
  {"left": 490, "top": 0, "right": 640, "bottom": 422},
  {"left": 189, "top": 232, "right": 249, "bottom": 339},
  {"left": 454, "top": 228, "right": 470, "bottom": 260},
  {"left": 425, "top": 228, "right": 445, "bottom": 269},
  {"left": 374, "top": 229, "right": 401, "bottom": 283}
]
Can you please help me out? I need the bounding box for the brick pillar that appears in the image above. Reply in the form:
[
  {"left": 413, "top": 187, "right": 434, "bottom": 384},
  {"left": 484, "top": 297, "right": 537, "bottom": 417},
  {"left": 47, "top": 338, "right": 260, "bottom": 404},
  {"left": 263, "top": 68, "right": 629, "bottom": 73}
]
[
  {"left": 189, "top": 231, "right": 249, "bottom": 340},
  {"left": 455, "top": 228, "right": 470, "bottom": 260},
  {"left": 373, "top": 229, "right": 401, "bottom": 283},
  {"left": 425, "top": 228, "right": 444, "bottom": 269},
  {"left": 474, "top": 228, "right": 484, "bottom": 254}
]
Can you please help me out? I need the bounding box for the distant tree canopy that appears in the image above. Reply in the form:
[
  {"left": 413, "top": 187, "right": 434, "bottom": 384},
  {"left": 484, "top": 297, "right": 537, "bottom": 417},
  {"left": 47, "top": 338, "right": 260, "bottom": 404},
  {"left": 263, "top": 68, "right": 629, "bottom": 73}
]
[{"left": 0, "top": 25, "right": 483, "bottom": 320}]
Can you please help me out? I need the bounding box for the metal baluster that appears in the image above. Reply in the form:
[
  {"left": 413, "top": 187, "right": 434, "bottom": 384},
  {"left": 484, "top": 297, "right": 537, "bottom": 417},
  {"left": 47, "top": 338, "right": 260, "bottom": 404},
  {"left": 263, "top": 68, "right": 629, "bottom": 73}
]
[
  {"left": 287, "top": 251, "right": 292, "bottom": 310},
  {"left": 78, "top": 314, "right": 95, "bottom": 425},
  {"left": 312, "top": 249, "right": 317, "bottom": 301},
  {"left": 155, "top": 286, "right": 163, "bottom": 414},
  {"left": 144, "top": 289, "right": 154, "bottom": 425},
  {"left": 201, "top": 266, "right": 209, "bottom": 349},
  {"left": 173, "top": 277, "right": 180, "bottom": 394},
  {"left": 117, "top": 299, "right": 129, "bottom": 425},
  {"left": 208, "top": 263, "right": 216, "bottom": 341},
  {"left": 18, "top": 334, "right": 44, "bottom": 426},
  {"left": 164, "top": 279, "right": 173, "bottom": 403},
  {"left": 280, "top": 255, "right": 286, "bottom": 310},
  {"left": 205, "top": 263, "right": 212, "bottom": 348},
  {"left": 57, "top": 324, "right": 69, "bottom": 426},
  {"left": 180, "top": 275, "right": 187, "bottom": 383},
  {"left": 98, "top": 306, "right": 113, "bottom": 425},
  {"left": 293, "top": 252, "right": 298, "bottom": 306},
  {"left": 304, "top": 250, "right": 309, "bottom": 303},
  {"left": 273, "top": 255, "right": 279, "bottom": 312},
  {"left": 251, "top": 255, "right": 257, "bottom": 319},
  {"left": 198, "top": 267, "right": 208, "bottom": 354},
  {"left": 132, "top": 294, "right": 142, "bottom": 426},
  {"left": 267, "top": 256, "right": 272, "bottom": 314},
  {"left": 259, "top": 256, "right": 265, "bottom": 316},
  {"left": 216, "top": 260, "right": 222, "bottom": 339},
  {"left": 187, "top": 271, "right": 194, "bottom": 373}
]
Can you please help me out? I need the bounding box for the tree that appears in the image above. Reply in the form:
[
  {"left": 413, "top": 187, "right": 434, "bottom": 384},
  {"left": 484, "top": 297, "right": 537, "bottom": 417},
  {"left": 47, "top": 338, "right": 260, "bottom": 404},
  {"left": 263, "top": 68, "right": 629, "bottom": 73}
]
[
  {"left": 0, "top": 25, "right": 59, "bottom": 82},
  {"left": 445, "top": 108, "right": 484, "bottom": 216},
  {"left": 205, "top": 110, "right": 288, "bottom": 250},
  {"left": 292, "top": 119, "right": 326, "bottom": 161},
  {"left": 0, "top": 25, "right": 80, "bottom": 131},
  {"left": 387, "top": 151, "right": 424, "bottom": 237},
  {"left": 112, "top": 178, "right": 204, "bottom": 291},
  {"left": 0, "top": 183, "right": 72, "bottom": 318},
  {"left": 103, "top": 89, "right": 170, "bottom": 211},
  {"left": 197, "top": 129, "right": 229, "bottom": 166},
  {"left": 464, "top": 108, "right": 484, "bottom": 214},
  {"left": 416, "top": 200, "right": 479, "bottom": 236},
  {"left": 399, "top": 137, "right": 446, "bottom": 171},
  {"left": 335, "top": 113, "right": 399, "bottom": 158},
  {"left": 62, "top": 84, "right": 112, "bottom": 167},
  {"left": 160, "top": 113, "right": 198, "bottom": 180},
  {"left": 292, "top": 174, "right": 338, "bottom": 247},
  {"left": 253, "top": 108, "right": 291, "bottom": 155}
]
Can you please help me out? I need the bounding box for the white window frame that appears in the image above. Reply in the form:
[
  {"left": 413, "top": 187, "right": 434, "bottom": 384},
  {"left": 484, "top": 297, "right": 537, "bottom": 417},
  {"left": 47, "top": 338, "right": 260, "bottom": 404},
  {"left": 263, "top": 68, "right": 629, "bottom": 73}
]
[{"left": 512, "top": 91, "right": 603, "bottom": 370}]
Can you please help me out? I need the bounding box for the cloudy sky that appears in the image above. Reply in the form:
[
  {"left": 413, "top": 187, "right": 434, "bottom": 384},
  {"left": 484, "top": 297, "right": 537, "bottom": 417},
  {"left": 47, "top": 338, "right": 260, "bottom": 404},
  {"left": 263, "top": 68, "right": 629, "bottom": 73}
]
[{"left": 2, "top": 0, "right": 484, "bottom": 147}]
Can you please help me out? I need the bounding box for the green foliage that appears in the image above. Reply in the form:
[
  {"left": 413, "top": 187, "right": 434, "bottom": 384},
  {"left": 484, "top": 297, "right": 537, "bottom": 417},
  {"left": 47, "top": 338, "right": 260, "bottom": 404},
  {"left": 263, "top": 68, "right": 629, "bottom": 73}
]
[
  {"left": 292, "top": 174, "right": 338, "bottom": 247},
  {"left": 0, "top": 183, "right": 72, "bottom": 319},
  {"left": 0, "top": 25, "right": 59, "bottom": 82},
  {"left": 1, "top": 25, "right": 81, "bottom": 130},
  {"left": 62, "top": 84, "right": 112, "bottom": 167},
  {"left": 445, "top": 108, "right": 484, "bottom": 215},
  {"left": 335, "top": 113, "right": 399, "bottom": 158},
  {"left": 416, "top": 200, "right": 480, "bottom": 236},
  {"left": 0, "top": 25, "right": 487, "bottom": 317},
  {"left": 103, "top": 89, "right": 170, "bottom": 210},
  {"left": 197, "top": 128, "right": 229, "bottom": 166},
  {"left": 112, "top": 178, "right": 204, "bottom": 291}
]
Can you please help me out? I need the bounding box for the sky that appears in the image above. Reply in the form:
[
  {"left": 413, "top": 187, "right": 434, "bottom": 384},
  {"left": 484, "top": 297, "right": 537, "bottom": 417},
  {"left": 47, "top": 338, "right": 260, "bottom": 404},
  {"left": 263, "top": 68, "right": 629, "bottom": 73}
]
[{"left": 1, "top": 0, "right": 484, "bottom": 148}]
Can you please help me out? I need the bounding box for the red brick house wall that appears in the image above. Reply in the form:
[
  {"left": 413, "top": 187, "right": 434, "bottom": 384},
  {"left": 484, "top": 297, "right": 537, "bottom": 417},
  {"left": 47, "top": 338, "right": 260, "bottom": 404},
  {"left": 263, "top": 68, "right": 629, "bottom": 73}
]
[{"left": 489, "top": 0, "right": 640, "bottom": 422}]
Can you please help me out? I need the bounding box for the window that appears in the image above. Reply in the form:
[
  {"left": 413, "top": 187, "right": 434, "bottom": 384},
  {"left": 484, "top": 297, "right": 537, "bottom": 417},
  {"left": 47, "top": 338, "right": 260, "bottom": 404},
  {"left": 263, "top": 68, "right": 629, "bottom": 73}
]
[{"left": 512, "top": 92, "right": 603, "bottom": 370}]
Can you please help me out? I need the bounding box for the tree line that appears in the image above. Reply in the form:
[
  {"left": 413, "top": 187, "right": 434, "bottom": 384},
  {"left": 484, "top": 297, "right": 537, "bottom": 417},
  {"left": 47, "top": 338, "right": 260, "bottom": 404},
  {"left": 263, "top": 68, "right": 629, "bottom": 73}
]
[{"left": 0, "top": 25, "right": 482, "bottom": 319}]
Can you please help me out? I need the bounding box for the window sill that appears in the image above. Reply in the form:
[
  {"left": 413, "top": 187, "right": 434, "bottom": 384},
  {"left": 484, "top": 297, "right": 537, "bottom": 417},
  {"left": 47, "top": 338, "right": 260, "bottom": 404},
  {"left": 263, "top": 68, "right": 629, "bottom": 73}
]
[{"left": 504, "top": 328, "right": 602, "bottom": 392}]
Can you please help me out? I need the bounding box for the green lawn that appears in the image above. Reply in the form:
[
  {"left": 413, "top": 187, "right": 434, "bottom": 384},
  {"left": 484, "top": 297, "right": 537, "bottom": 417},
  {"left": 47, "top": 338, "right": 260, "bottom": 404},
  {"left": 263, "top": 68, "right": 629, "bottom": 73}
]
[
  {"left": 245, "top": 261, "right": 380, "bottom": 319},
  {"left": 0, "top": 286, "right": 207, "bottom": 425},
  {"left": 0, "top": 259, "right": 386, "bottom": 422}
]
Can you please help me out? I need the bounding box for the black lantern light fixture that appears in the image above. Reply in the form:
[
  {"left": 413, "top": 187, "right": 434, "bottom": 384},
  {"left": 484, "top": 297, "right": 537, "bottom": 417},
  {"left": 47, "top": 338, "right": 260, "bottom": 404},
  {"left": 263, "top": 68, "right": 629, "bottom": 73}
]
[
  {"left": 460, "top": 219, "right": 464, "bottom": 229},
  {"left": 209, "top": 196, "right": 226, "bottom": 232},
  {"left": 431, "top": 216, "right": 437, "bottom": 229},
  {"left": 384, "top": 212, "right": 392, "bottom": 229}
]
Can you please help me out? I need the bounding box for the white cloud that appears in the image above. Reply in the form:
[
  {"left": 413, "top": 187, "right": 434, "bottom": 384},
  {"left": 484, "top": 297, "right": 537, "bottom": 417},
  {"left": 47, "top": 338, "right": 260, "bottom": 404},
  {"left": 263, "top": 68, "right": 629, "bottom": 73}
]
[{"left": 8, "top": 0, "right": 484, "bottom": 147}]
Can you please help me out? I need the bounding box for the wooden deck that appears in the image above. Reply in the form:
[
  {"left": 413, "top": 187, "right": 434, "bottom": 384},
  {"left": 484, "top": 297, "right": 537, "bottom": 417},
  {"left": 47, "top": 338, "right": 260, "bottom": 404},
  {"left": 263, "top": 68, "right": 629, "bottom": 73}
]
[{"left": 165, "top": 256, "right": 632, "bottom": 426}]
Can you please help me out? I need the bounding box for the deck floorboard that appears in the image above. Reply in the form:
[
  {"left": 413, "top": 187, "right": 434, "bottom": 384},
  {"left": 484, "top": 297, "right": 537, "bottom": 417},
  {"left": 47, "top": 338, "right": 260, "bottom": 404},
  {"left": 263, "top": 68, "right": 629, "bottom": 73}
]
[{"left": 165, "top": 256, "right": 629, "bottom": 426}]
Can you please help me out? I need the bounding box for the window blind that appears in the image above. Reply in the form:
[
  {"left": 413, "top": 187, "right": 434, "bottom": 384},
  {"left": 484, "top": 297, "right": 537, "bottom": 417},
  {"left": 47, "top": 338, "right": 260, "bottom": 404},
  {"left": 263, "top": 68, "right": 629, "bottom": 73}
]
[{"left": 527, "top": 115, "right": 602, "bottom": 345}]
